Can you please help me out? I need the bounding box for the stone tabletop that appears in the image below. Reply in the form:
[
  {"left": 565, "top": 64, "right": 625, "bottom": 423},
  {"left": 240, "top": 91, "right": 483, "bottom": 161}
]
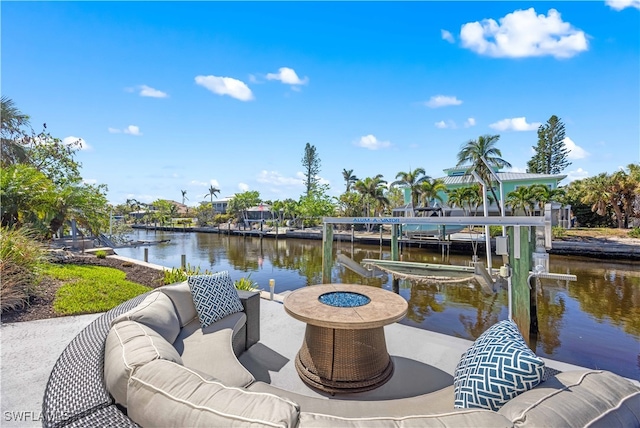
[{"left": 283, "top": 284, "right": 408, "bottom": 330}]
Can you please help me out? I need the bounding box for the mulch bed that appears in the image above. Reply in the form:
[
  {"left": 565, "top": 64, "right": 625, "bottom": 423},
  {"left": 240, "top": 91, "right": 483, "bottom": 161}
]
[{"left": 1, "top": 255, "right": 165, "bottom": 324}]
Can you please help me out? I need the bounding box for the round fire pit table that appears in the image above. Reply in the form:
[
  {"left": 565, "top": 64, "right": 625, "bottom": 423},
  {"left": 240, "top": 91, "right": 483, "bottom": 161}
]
[{"left": 283, "top": 284, "right": 408, "bottom": 394}]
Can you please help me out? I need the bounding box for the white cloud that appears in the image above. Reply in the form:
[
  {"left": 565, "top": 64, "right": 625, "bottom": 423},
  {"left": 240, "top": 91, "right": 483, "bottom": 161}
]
[
  {"left": 424, "top": 95, "right": 463, "bottom": 108},
  {"left": 193, "top": 179, "right": 221, "bottom": 188},
  {"left": 435, "top": 120, "right": 456, "bottom": 129},
  {"left": 266, "top": 67, "right": 308, "bottom": 86},
  {"left": 355, "top": 134, "right": 391, "bottom": 150},
  {"left": 441, "top": 29, "right": 455, "bottom": 43},
  {"left": 257, "top": 170, "right": 303, "bottom": 186},
  {"left": 606, "top": 0, "right": 640, "bottom": 10},
  {"left": 489, "top": 117, "right": 541, "bottom": 131},
  {"left": 566, "top": 167, "right": 589, "bottom": 182},
  {"left": 139, "top": 85, "right": 168, "bottom": 98},
  {"left": 563, "top": 137, "right": 589, "bottom": 160},
  {"left": 109, "top": 126, "right": 142, "bottom": 135},
  {"left": 195, "top": 75, "right": 254, "bottom": 101},
  {"left": 238, "top": 183, "right": 250, "bottom": 192},
  {"left": 123, "top": 125, "right": 142, "bottom": 136},
  {"left": 464, "top": 117, "right": 476, "bottom": 128},
  {"left": 62, "top": 136, "right": 91, "bottom": 150},
  {"left": 460, "top": 8, "right": 588, "bottom": 59}
]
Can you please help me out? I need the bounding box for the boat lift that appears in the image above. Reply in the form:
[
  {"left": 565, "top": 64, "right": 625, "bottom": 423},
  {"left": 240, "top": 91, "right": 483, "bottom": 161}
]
[{"left": 321, "top": 209, "right": 577, "bottom": 344}]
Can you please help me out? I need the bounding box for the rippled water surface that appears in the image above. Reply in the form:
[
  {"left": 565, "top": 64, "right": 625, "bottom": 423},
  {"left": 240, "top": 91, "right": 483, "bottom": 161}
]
[{"left": 117, "top": 229, "right": 640, "bottom": 379}]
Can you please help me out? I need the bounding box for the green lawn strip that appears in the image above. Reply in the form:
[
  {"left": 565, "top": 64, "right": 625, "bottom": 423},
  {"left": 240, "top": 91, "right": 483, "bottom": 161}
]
[{"left": 41, "top": 264, "right": 151, "bottom": 316}]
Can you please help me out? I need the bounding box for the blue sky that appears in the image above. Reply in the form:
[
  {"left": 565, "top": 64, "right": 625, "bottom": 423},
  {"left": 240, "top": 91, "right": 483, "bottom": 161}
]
[{"left": 3, "top": 1, "right": 639, "bottom": 206}]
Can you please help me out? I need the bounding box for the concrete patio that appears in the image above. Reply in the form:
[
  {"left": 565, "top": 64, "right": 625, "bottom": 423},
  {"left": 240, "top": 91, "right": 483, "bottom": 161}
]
[{"left": 1, "top": 291, "right": 592, "bottom": 427}]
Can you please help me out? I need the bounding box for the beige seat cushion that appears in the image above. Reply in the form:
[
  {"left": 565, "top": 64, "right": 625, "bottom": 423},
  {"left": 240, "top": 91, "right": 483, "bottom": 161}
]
[
  {"left": 127, "top": 359, "right": 300, "bottom": 428},
  {"left": 173, "top": 312, "right": 254, "bottom": 388},
  {"left": 111, "top": 291, "right": 180, "bottom": 343},
  {"left": 297, "top": 409, "right": 512, "bottom": 427},
  {"left": 160, "top": 281, "right": 198, "bottom": 327},
  {"left": 104, "top": 320, "right": 182, "bottom": 406},
  {"left": 249, "top": 382, "right": 455, "bottom": 418},
  {"left": 498, "top": 370, "right": 640, "bottom": 427}
]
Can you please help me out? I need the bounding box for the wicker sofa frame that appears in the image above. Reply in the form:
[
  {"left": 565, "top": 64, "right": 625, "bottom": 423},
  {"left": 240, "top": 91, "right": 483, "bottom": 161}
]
[{"left": 41, "top": 290, "right": 260, "bottom": 428}]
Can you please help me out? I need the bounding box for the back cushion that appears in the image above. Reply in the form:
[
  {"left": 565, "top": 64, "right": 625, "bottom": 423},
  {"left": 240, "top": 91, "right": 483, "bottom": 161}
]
[
  {"left": 127, "top": 359, "right": 300, "bottom": 427},
  {"left": 498, "top": 370, "right": 640, "bottom": 427},
  {"left": 111, "top": 291, "right": 180, "bottom": 343},
  {"left": 160, "top": 281, "right": 198, "bottom": 327},
  {"left": 104, "top": 321, "right": 182, "bottom": 406}
]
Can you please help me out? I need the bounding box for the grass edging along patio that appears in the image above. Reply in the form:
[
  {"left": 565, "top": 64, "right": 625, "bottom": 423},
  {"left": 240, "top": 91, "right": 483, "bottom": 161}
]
[{"left": 41, "top": 263, "right": 152, "bottom": 316}]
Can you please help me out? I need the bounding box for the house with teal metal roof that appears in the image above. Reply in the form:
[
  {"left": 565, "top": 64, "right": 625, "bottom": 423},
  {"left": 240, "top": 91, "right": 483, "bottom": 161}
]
[{"left": 401, "top": 167, "right": 568, "bottom": 221}]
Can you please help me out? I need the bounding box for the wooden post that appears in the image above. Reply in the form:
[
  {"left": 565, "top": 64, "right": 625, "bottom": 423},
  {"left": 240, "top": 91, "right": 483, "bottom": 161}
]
[
  {"left": 322, "top": 223, "right": 333, "bottom": 284},
  {"left": 181, "top": 254, "right": 186, "bottom": 270},
  {"left": 144, "top": 248, "right": 148, "bottom": 263},
  {"left": 508, "top": 226, "right": 535, "bottom": 346},
  {"left": 391, "top": 224, "right": 399, "bottom": 261}
]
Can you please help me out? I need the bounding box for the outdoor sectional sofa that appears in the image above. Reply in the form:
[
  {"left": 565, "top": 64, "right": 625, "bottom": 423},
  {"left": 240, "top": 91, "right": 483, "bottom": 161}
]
[{"left": 43, "top": 274, "right": 640, "bottom": 428}]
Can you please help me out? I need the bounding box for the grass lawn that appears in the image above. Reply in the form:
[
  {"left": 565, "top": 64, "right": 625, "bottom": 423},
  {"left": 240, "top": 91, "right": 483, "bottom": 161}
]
[
  {"left": 41, "top": 264, "right": 151, "bottom": 316},
  {"left": 562, "top": 227, "right": 637, "bottom": 239}
]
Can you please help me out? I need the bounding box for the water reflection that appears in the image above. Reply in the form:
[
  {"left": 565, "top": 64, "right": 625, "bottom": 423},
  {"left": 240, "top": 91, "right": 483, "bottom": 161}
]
[{"left": 117, "top": 230, "right": 640, "bottom": 379}]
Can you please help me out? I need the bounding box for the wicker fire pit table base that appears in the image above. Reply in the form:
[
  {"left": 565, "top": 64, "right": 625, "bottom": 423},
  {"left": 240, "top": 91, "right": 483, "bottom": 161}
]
[
  {"left": 284, "top": 284, "right": 408, "bottom": 394},
  {"left": 295, "top": 324, "right": 394, "bottom": 393}
]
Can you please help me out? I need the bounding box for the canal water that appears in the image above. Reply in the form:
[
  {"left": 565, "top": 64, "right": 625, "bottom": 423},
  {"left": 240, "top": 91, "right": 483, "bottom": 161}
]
[{"left": 117, "top": 229, "right": 640, "bottom": 380}]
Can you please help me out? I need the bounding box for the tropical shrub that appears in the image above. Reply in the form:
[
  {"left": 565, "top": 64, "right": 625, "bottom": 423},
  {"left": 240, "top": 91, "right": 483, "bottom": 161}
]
[
  {"left": 95, "top": 250, "right": 107, "bottom": 259},
  {"left": 163, "top": 264, "right": 212, "bottom": 285},
  {"left": 0, "top": 227, "right": 47, "bottom": 312},
  {"left": 234, "top": 274, "right": 258, "bottom": 291},
  {"left": 629, "top": 227, "right": 640, "bottom": 239}
]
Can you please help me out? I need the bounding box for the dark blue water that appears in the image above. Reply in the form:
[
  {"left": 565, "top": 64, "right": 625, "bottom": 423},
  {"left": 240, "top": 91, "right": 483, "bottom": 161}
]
[{"left": 116, "top": 229, "right": 640, "bottom": 380}]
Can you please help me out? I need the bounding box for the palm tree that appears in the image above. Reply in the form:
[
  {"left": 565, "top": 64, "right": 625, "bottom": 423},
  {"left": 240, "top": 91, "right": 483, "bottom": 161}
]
[
  {"left": 204, "top": 185, "right": 220, "bottom": 218},
  {"left": 418, "top": 178, "right": 447, "bottom": 208},
  {"left": 456, "top": 135, "right": 511, "bottom": 215},
  {"left": 506, "top": 186, "right": 535, "bottom": 216},
  {"left": 354, "top": 175, "right": 387, "bottom": 217},
  {"left": 529, "top": 184, "right": 565, "bottom": 214},
  {"left": 181, "top": 189, "right": 188, "bottom": 205},
  {"left": 391, "top": 168, "right": 429, "bottom": 208},
  {"left": 1, "top": 96, "right": 30, "bottom": 166},
  {"left": 446, "top": 185, "right": 482, "bottom": 216},
  {"left": 342, "top": 169, "right": 358, "bottom": 192}
]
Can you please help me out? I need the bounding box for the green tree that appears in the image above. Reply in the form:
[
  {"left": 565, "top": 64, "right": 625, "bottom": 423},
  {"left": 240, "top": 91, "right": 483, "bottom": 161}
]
[
  {"left": 227, "top": 191, "right": 261, "bottom": 223},
  {"left": 0, "top": 164, "right": 54, "bottom": 229},
  {"left": 527, "top": 115, "right": 570, "bottom": 175},
  {"left": 506, "top": 186, "right": 536, "bottom": 216},
  {"left": 391, "top": 168, "right": 428, "bottom": 208},
  {"left": 354, "top": 174, "right": 388, "bottom": 217},
  {"left": 181, "top": 189, "right": 188, "bottom": 205},
  {"left": 342, "top": 168, "right": 358, "bottom": 192},
  {"left": 529, "top": 184, "right": 565, "bottom": 213},
  {"left": 301, "top": 143, "right": 321, "bottom": 197},
  {"left": 47, "top": 183, "right": 109, "bottom": 236},
  {"left": 446, "top": 185, "right": 482, "bottom": 217},
  {"left": 1, "top": 96, "right": 30, "bottom": 166},
  {"left": 456, "top": 134, "right": 511, "bottom": 215},
  {"left": 297, "top": 184, "right": 336, "bottom": 226},
  {"left": 204, "top": 184, "right": 220, "bottom": 218},
  {"left": 336, "top": 191, "right": 364, "bottom": 217},
  {"left": 418, "top": 178, "right": 447, "bottom": 208}
]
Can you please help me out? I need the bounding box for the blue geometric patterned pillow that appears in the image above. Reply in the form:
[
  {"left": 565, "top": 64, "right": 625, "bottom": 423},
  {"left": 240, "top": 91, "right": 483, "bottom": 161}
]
[
  {"left": 187, "top": 271, "right": 244, "bottom": 329},
  {"left": 454, "top": 319, "right": 545, "bottom": 411}
]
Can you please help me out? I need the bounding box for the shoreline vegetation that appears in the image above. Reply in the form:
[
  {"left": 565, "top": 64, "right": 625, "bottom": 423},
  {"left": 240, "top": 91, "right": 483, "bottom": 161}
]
[{"left": 127, "top": 224, "right": 640, "bottom": 261}]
